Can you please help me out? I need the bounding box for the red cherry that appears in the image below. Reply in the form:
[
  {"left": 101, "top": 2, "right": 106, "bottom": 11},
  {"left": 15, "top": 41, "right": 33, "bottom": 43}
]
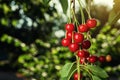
[
  {"left": 73, "top": 73, "right": 82, "bottom": 80},
  {"left": 78, "top": 24, "right": 89, "bottom": 32},
  {"left": 88, "top": 56, "right": 98, "bottom": 63},
  {"left": 80, "top": 58, "right": 86, "bottom": 64},
  {"left": 82, "top": 40, "right": 91, "bottom": 49},
  {"left": 61, "top": 38, "right": 71, "bottom": 47},
  {"left": 99, "top": 56, "right": 106, "bottom": 63},
  {"left": 86, "top": 19, "right": 97, "bottom": 28},
  {"left": 74, "top": 33, "right": 84, "bottom": 43},
  {"left": 65, "top": 23, "right": 74, "bottom": 32},
  {"left": 66, "top": 31, "right": 73, "bottom": 39},
  {"left": 69, "top": 43, "right": 79, "bottom": 52},
  {"left": 77, "top": 50, "right": 90, "bottom": 58}
]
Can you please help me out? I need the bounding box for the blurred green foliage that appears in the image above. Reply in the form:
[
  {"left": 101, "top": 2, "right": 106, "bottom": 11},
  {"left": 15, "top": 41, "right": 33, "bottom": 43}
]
[{"left": 0, "top": 0, "right": 120, "bottom": 80}]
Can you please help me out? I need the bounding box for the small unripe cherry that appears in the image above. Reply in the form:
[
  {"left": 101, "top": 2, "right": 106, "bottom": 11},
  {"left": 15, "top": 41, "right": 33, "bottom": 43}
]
[
  {"left": 106, "top": 55, "right": 112, "bottom": 62},
  {"left": 65, "top": 23, "right": 74, "bottom": 32}
]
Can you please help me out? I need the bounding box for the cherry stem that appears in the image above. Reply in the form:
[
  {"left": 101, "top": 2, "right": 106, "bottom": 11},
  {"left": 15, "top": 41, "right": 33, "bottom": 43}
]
[
  {"left": 72, "top": 0, "right": 75, "bottom": 23},
  {"left": 78, "top": 0, "right": 85, "bottom": 24},
  {"left": 76, "top": 55, "right": 80, "bottom": 80},
  {"left": 86, "top": 0, "right": 92, "bottom": 19},
  {"left": 71, "top": 0, "right": 80, "bottom": 80}
]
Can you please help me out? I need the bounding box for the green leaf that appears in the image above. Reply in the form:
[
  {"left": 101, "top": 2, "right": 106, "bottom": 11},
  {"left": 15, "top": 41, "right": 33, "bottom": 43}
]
[
  {"left": 60, "top": 62, "right": 75, "bottom": 78},
  {"left": 108, "top": 0, "right": 120, "bottom": 25},
  {"left": 59, "top": 0, "right": 68, "bottom": 14},
  {"left": 43, "top": 0, "right": 50, "bottom": 4},
  {"left": 60, "top": 77, "right": 67, "bottom": 80},
  {"left": 87, "top": 65, "right": 109, "bottom": 78},
  {"left": 92, "top": 76, "right": 101, "bottom": 80}
]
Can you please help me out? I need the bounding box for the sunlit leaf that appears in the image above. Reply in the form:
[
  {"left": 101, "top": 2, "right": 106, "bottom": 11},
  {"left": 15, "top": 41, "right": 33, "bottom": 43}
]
[
  {"left": 7, "top": 36, "right": 12, "bottom": 44},
  {"left": 43, "top": 0, "right": 50, "bottom": 4},
  {"left": 60, "top": 62, "right": 75, "bottom": 78},
  {"left": 59, "top": 0, "right": 68, "bottom": 14},
  {"left": 3, "top": 4, "right": 10, "bottom": 14},
  {"left": 1, "top": 18, "right": 8, "bottom": 26},
  {"left": 108, "top": 0, "right": 120, "bottom": 25},
  {"left": 14, "top": 39, "right": 21, "bottom": 47},
  {"left": 12, "top": 20, "right": 18, "bottom": 27},
  {"left": 86, "top": 65, "right": 109, "bottom": 78},
  {"left": 92, "top": 76, "right": 101, "bottom": 80}
]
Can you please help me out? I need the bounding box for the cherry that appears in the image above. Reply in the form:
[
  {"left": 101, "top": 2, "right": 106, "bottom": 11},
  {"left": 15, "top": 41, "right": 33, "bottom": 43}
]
[
  {"left": 61, "top": 38, "right": 71, "bottom": 47},
  {"left": 99, "top": 56, "right": 106, "bottom": 63},
  {"left": 88, "top": 56, "right": 98, "bottom": 63},
  {"left": 86, "top": 19, "right": 97, "bottom": 28},
  {"left": 77, "top": 50, "right": 90, "bottom": 58},
  {"left": 106, "top": 55, "right": 112, "bottom": 62},
  {"left": 66, "top": 31, "right": 73, "bottom": 39},
  {"left": 69, "top": 43, "right": 79, "bottom": 52},
  {"left": 82, "top": 40, "right": 91, "bottom": 49},
  {"left": 65, "top": 23, "right": 74, "bottom": 32},
  {"left": 80, "top": 58, "right": 86, "bottom": 64},
  {"left": 73, "top": 73, "right": 82, "bottom": 80},
  {"left": 74, "top": 32, "right": 84, "bottom": 43},
  {"left": 78, "top": 24, "right": 89, "bottom": 32}
]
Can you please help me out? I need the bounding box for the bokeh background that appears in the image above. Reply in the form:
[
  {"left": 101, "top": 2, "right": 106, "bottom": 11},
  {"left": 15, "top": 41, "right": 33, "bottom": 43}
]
[{"left": 0, "top": 0, "right": 120, "bottom": 80}]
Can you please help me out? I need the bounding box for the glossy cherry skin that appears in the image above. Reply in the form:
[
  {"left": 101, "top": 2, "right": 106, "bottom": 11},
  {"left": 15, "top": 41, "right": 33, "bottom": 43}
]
[
  {"left": 74, "top": 32, "right": 84, "bottom": 43},
  {"left": 78, "top": 24, "right": 89, "bottom": 32},
  {"left": 65, "top": 23, "right": 74, "bottom": 32},
  {"left": 66, "top": 31, "right": 73, "bottom": 39},
  {"left": 61, "top": 38, "right": 71, "bottom": 47},
  {"left": 77, "top": 50, "right": 90, "bottom": 58},
  {"left": 86, "top": 19, "right": 97, "bottom": 28},
  {"left": 88, "top": 56, "right": 98, "bottom": 63},
  {"left": 106, "top": 55, "right": 112, "bottom": 62},
  {"left": 74, "top": 73, "right": 82, "bottom": 80},
  {"left": 82, "top": 40, "right": 91, "bottom": 49},
  {"left": 69, "top": 43, "right": 79, "bottom": 52},
  {"left": 99, "top": 56, "right": 106, "bottom": 63}
]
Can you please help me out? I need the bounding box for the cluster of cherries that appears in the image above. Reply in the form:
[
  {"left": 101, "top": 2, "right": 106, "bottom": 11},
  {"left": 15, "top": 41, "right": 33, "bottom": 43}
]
[
  {"left": 61, "top": 18, "right": 106, "bottom": 64},
  {"left": 61, "top": 19, "right": 107, "bottom": 80}
]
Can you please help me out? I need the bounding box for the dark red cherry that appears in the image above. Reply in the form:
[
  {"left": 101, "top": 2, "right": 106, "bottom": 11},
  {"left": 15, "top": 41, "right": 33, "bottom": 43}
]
[
  {"left": 82, "top": 40, "right": 91, "bottom": 49},
  {"left": 88, "top": 56, "right": 98, "bottom": 63},
  {"left": 99, "top": 56, "right": 106, "bottom": 63},
  {"left": 77, "top": 50, "right": 90, "bottom": 58}
]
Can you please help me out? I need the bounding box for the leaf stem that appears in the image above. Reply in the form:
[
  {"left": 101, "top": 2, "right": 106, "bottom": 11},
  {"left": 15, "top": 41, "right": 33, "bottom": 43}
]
[
  {"left": 68, "top": 68, "right": 77, "bottom": 80},
  {"left": 76, "top": 55, "right": 80, "bottom": 80}
]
